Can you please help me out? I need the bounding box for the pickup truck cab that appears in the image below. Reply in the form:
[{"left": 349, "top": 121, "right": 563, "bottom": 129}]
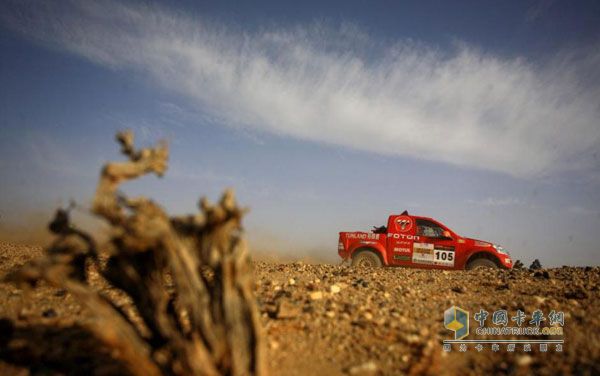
[{"left": 338, "top": 212, "right": 512, "bottom": 270}]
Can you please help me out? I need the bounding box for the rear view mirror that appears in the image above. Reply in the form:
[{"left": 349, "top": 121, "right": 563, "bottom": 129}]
[{"left": 443, "top": 230, "right": 452, "bottom": 239}]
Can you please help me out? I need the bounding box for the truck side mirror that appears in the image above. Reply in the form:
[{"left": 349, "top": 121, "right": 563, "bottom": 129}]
[{"left": 443, "top": 230, "right": 452, "bottom": 239}]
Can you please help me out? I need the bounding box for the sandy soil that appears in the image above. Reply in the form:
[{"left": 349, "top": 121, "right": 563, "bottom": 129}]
[{"left": 0, "top": 241, "right": 598, "bottom": 375}]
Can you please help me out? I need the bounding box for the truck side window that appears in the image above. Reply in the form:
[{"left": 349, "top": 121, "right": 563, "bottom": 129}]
[{"left": 416, "top": 219, "right": 444, "bottom": 238}]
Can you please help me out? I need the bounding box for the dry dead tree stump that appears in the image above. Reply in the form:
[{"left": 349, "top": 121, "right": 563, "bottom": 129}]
[{"left": 4, "top": 131, "right": 265, "bottom": 376}]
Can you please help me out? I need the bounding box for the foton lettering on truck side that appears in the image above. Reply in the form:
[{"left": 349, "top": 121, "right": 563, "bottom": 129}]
[
  {"left": 388, "top": 233, "right": 420, "bottom": 240},
  {"left": 338, "top": 211, "right": 513, "bottom": 270}
]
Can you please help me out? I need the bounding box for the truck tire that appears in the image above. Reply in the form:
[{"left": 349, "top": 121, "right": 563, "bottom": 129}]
[
  {"left": 466, "top": 258, "right": 498, "bottom": 270},
  {"left": 352, "top": 250, "right": 382, "bottom": 268}
]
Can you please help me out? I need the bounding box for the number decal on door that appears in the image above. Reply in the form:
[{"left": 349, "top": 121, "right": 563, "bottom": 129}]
[{"left": 434, "top": 249, "right": 454, "bottom": 266}]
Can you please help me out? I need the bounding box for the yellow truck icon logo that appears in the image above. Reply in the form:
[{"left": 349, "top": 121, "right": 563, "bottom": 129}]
[{"left": 444, "top": 306, "right": 469, "bottom": 340}]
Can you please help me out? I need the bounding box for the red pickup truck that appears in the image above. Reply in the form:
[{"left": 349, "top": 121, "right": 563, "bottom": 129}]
[{"left": 338, "top": 212, "right": 512, "bottom": 270}]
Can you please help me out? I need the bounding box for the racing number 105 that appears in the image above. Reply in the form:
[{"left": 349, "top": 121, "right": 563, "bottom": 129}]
[{"left": 435, "top": 251, "right": 454, "bottom": 261}]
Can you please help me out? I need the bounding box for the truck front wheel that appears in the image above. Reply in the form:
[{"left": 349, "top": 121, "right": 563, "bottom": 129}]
[
  {"left": 351, "top": 250, "right": 383, "bottom": 268},
  {"left": 466, "top": 258, "right": 498, "bottom": 270}
]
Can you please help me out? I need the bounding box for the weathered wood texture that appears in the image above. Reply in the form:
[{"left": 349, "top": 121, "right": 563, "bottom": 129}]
[{"left": 4, "top": 131, "right": 265, "bottom": 376}]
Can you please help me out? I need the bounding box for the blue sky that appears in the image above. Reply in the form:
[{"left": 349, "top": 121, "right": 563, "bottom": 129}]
[{"left": 1, "top": 0, "right": 599, "bottom": 265}]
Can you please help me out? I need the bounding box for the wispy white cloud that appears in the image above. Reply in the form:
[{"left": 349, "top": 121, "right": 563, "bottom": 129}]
[
  {"left": 566, "top": 205, "right": 599, "bottom": 216},
  {"left": 526, "top": 0, "right": 557, "bottom": 23},
  {"left": 466, "top": 197, "right": 525, "bottom": 207},
  {"left": 24, "top": 130, "right": 93, "bottom": 178},
  {"left": 2, "top": 0, "right": 599, "bottom": 177},
  {"left": 168, "top": 166, "right": 242, "bottom": 185}
]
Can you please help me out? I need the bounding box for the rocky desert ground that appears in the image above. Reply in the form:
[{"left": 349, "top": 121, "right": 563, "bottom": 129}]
[{"left": 0, "top": 241, "right": 599, "bottom": 375}]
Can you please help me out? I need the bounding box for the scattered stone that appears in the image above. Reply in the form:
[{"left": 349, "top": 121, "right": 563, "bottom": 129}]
[
  {"left": 309, "top": 291, "right": 324, "bottom": 300},
  {"left": 565, "top": 290, "right": 588, "bottom": 300},
  {"left": 42, "top": 308, "right": 57, "bottom": 318},
  {"left": 330, "top": 284, "right": 341, "bottom": 294},
  {"left": 17, "top": 308, "right": 32, "bottom": 320},
  {"left": 276, "top": 300, "right": 301, "bottom": 319},
  {"left": 0, "top": 318, "right": 15, "bottom": 347},
  {"left": 269, "top": 341, "right": 280, "bottom": 350},
  {"left": 348, "top": 361, "right": 378, "bottom": 375},
  {"left": 534, "top": 296, "right": 546, "bottom": 305},
  {"left": 517, "top": 355, "right": 533, "bottom": 367},
  {"left": 529, "top": 259, "right": 543, "bottom": 270},
  {"left": 534, "top": 270, "right": 550, "bottom": 279},
  {"left": 403, "top": 334, "right": 420, "bottom": 345}
]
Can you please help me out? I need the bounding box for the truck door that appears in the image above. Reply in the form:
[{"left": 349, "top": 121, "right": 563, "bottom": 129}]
[
  {"left": 387, "top": 215, "right": 417, "bottom": 266},
  {"left": 414, "top": 219, "right": 457, "bottom": 269}
]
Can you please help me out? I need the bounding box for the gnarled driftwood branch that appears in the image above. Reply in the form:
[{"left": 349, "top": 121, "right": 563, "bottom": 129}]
[{"left": 4, "top": 131, "right": 265, "bottom": 376}]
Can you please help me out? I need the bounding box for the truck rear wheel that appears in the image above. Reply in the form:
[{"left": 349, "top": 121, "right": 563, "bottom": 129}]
[
  {"left": 466, "top": 258, "right": 498, "bottom": 270},
  {"left": 351, "top": 250, "right": 382, "bottom": 268}
]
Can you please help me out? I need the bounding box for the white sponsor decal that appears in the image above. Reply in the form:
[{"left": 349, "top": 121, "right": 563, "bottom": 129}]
[
  {"left": 412, "top": 243, "right": 434, "bottom": 264},
  {"left": 397, "top": 240, "right": 412, "bottom": 246},
  {"left": 433, "top": 249, "right": 455, "bottom": 267},
  {"left": 393, "top": 247, "right": 411, "bottom": 253},
  {"left": 347, "top": 233, "right": 381, "bottom": 240},
  {"left": 388, "top": 233, "right": 420, "bottom": 240}
]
